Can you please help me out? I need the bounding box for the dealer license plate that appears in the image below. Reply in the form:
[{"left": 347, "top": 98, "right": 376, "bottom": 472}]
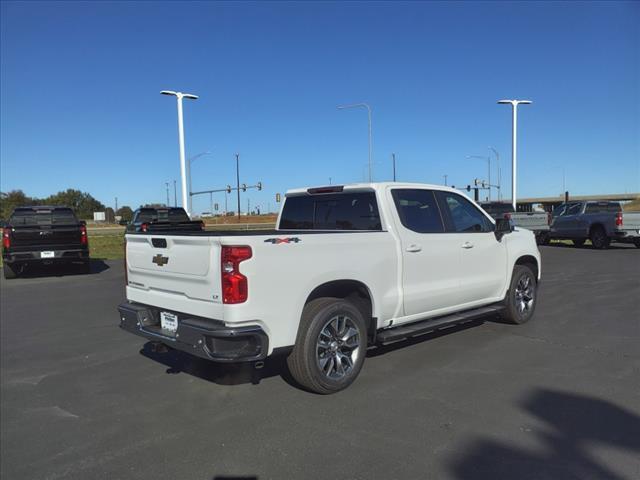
[
  {"left": 160, "top": 311, "right": 178, "bottom": 333},
  {"left": 40, "top": 251, "right": 55, "bottom": 259}
]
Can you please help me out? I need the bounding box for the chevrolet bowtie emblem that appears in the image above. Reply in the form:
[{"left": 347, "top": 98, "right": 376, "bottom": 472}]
[{"left": 152, "top": 254, "right": 169, "bottom": 266}]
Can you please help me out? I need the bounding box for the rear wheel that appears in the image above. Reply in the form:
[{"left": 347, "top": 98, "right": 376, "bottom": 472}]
[
  {"left": 3, "top": 262, "right": 18, "bottom": 279},
  {"left": 287, "top": 297, "right": 367, "bottom": 394},
  {"left": 502, "top": 265, "right": 537, "bottom": 325},
  {"left": 590, "top": 226, "right": 610, "bottom": 249},
  {"left": 572, "top": 239, "right": 586, "bottom": 247}
]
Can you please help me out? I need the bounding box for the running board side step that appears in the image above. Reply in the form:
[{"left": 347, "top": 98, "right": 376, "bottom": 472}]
[{"left": 376, "top": 305, "right": 504, "bottom": 345}]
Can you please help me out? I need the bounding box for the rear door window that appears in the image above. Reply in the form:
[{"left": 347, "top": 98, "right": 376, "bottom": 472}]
[
  {"left": 280, "top": 192, "right": 381, "bottom": 230},
  {"left": 391, "top": 189, "right": 444, "bottom": 233}
]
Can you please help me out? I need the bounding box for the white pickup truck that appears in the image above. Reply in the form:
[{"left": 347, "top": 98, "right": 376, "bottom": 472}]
[{"left": 119, "top": 183, "right": 541, "bottom": 394}]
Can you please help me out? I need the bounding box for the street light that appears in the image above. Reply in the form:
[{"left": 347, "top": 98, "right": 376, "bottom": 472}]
[
  {"left": 161, "top": 90, "right": 199, "bottom": 217},
  {"left": 497, "top": 99, "right": 532, "bottom": 210},
  {"left": 489, "top": 146, "right": 501, "bottom": 201},
  {"left": 467, "top": 155, "right": 491, "bottom": 201},
  {"left": 187, "top": 151, "right": 212, "bottom": 212},
  {"left": 338, "top": 103, "right": 373, "bottom": 182}
]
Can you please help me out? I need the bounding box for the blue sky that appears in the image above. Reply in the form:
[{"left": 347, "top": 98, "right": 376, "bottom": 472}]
[{"left": 1, "top": 1, "right": 638, "bottom": 213}]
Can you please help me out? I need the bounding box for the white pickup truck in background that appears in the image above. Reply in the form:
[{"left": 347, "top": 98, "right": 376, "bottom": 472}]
[
  {"left": 119, "top": 183, "right": 541, "bottom": 394},
  {"left": 481, "top": 202, "right": 552, "bottom": 245}
]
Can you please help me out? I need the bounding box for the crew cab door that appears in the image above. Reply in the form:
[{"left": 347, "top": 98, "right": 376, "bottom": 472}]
[
  {"left": 434, "top": 191, "right": 508, "bottom": 305},
  {"left": 389, "top": 188, "right": 463, "bottom": 318},
  {"left": 553, "top": 202, "right": 582, "bottom": 237}
]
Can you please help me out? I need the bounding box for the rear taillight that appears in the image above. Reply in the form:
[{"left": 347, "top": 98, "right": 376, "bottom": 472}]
[
  {"left": 615, "top": 211, "right": 623, "bottom": 227},
  {"left": 141, "top": 223, "right": 149, "bottom": 233},
  {"left": 2, "top": 229, "right": 10, "bottom": 249},
  {"left": 221, "top": 246, "right": 252, "bottom": 304},
  {"left": 199, "top": 221, "right": 205, "bottom": 231},
  {"left": 80, "top": 224, "right": 88, "bottom": 246}
]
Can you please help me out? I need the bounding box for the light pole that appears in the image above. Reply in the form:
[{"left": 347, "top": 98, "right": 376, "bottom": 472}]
[
  {"left": 498, "top": 99, "right": 532, "bottom": 210},
  {"left": 489, "top": 147, "right": 501, "bottom": 201},
  {"left": 173, "top": 180, "right": 177, "bottom": 207},
  {"left": 392, "top": 153, "right": 397, "bottom": 181},
  {"left": 160, "top": 90, "right": 199, "bottom": 217},
  {"left": 165, "top": 182, "right": 170, "bottom": 206},
  {"left": 187, "top": 151, "right": 212, "bottom": 212},
  {"left": 443, "top": 174, "right": 448, "bottom": 186},
  {"left": 338, "top": 103, "right": 373, "bottom": 182},
  {"left": 467, "top": 155, "right": 491, "bottom": 201}
]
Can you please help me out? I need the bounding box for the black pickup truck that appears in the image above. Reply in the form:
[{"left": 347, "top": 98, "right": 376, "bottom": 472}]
[
  {"left": 126, "top": 207, "right": 204, "bottom": 233},
  {"left": 1, "top": 206, "right": 90, "bottom": 279}
]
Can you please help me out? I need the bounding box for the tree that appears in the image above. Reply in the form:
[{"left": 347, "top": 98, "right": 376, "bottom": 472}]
[
  {"left": 116, "top": 206, "right": 134, "bottom": 222},
  {"left": 0, "top": 190, "right": 35, "bottom": 220},
  {"left": 44, "top": 189, "right": 105, "bottom": 219}
]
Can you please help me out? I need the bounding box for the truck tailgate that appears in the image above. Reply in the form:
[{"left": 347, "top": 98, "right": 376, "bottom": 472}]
[
  {"left": 125, "top": 234, "right": 224, "bottom": 318},
  {"left": 10, "top": 225, "right": 82, "bottom": 250},
  {"left": 512, "top": 212, "right": 549, "bottom": 230}
]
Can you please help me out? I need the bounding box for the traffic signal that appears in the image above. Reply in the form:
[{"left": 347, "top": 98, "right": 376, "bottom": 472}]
[
  {"left": 276, "top": 193, "right": 281, "bottom": 203},
  {"left": 214, "top": 203, "right": 219, "bottom": 211},
  {"left": 257, "top": 182, "right": 262, "bottom": 191},
  {"left": 242, "top": 183, "right": 247, "bottom": 192},
  {"left": 226, "top": 185, "right": 232, "bottom": 194},
  {"left": 466, "top": 185, "right": 471, "bottom": 192}
]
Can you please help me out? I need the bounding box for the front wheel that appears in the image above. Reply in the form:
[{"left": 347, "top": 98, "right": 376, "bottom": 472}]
[
  {"left": 287, "top": 297, "right": 368, "bottom": 394},
  {"left": 502, "top": 265, "right": 538, "bottom": 325}
]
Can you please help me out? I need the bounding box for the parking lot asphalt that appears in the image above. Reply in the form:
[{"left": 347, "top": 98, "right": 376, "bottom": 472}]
[{"left": 1, "top": 245, "right": 639, "bottom": 480}]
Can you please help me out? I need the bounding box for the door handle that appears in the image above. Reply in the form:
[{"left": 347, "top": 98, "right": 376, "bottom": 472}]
[
  {"left": 462, "top": 242, "right": 474, "bottom": 249},
  {"left": 406, "top": 244, "right": 422, "bottom": 253}
]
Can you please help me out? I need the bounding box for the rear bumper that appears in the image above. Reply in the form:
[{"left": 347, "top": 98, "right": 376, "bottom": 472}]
[
  {"left": 3, "top": 248, "right": 89, "bottom": 264},
  {"left": 118, "top": 302, "right": 269, "bottom": 363},
  {"left": 613, "top": 230, "right": 640, "bottom": 242}
]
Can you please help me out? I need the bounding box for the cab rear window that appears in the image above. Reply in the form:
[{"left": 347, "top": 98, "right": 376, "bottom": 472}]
[
  {"left": 280, "top": 192, "right": 382, "bottom": 230},
  {"left": 10, "top": 209, "right": 77, "bottom": 226}
]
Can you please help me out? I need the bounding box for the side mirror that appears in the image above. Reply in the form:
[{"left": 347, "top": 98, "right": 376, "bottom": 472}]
[{"left": 494, "top": 218, "right": 513, "bottom": 240}]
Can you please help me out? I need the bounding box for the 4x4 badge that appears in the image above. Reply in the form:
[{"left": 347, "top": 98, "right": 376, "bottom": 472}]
[
  {"left": 152, "top": 254, "right": 169, "bottom": 266},
  {"left": 264, "top": 237, "right": 301, "bottom": 244}
]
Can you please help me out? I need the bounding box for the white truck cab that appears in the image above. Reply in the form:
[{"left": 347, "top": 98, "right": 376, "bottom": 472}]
[{"left": 119, "top": 183, "right": 541, "bottom": 393}]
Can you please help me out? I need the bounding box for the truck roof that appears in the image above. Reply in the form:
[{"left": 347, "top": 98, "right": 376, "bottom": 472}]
[{"left": 285, "top": 182, "right": 461, "bottom": 196}]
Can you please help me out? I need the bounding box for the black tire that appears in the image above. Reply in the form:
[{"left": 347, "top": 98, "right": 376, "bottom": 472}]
[
  {"left": 536, "top": 232, "right": 550, "bottom": 246},
  {"left": 287, "top": 297, "right": 368, "bottom": 394},
  {"left": 634, "top": 240, "right": 640, "bottom": 249},
  {"left": 590, "top": 226, "right": 610, "bottom": 249},
  {"left": 502, "top": 265, "right": 537, "bottom": 325},
  {"left": 572, "top": 239, "right": 586, "bottom": 247},
  {"left": 3, "top": 262, "right": 18, "bottom": 279}
]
